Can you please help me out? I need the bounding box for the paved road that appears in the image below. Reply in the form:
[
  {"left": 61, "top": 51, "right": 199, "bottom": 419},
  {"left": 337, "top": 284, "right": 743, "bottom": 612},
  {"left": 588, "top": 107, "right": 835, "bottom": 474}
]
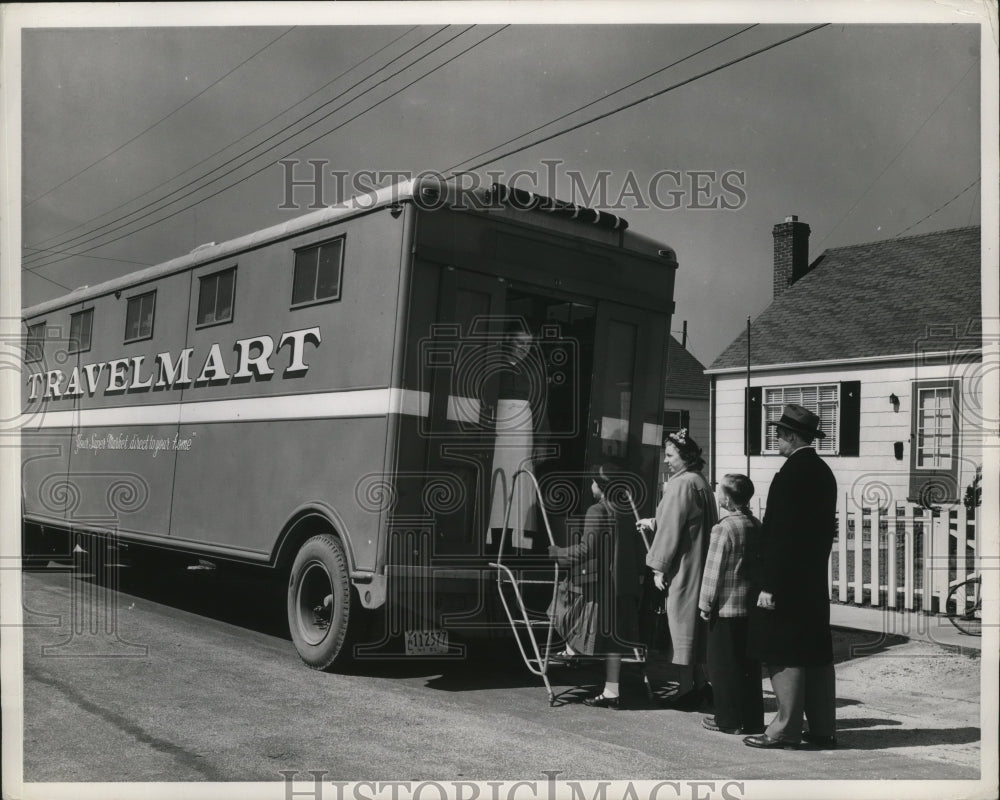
[{"left": 16, "top": 564, "right": 982, "bottom": 784}]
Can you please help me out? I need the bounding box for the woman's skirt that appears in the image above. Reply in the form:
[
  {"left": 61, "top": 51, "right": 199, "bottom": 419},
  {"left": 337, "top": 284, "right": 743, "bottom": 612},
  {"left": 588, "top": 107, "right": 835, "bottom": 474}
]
[{"left": 547, "top": 579, "right": 640, "bottom": 657}]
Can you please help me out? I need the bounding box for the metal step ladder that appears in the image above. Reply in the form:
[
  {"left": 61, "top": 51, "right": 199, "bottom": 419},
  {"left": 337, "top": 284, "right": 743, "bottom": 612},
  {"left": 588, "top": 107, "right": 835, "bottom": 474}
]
[
  {"left": 489, "top": 469, "right": 651, "bottom": 705},
  {"left": 488, "top": 468, "right": 561, "bottom": 703}
]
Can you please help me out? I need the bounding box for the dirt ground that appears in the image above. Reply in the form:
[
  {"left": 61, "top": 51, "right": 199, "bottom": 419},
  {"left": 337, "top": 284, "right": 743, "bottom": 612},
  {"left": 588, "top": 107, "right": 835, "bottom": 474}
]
[
  {"left": 638, "top": 625, "right": 984, "bottom": 770},
  {"left": 828, "top": 631, "right": 983, "bottom": 769}
]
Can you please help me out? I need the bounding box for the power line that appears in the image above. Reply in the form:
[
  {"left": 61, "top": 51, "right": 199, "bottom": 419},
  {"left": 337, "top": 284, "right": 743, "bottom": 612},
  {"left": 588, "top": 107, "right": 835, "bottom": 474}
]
[
  {"left": 23, "top": 25, "right": 471, "bottom": 273},
  {"left": 452, "top": 24, "right": 829, "bottom": 175},
  {"left": 23, "top": 246, "right": 152, "bottom": 268},
  {"left": 815, "top": 60, "right": 976, "bottom": 252},
  {"left": 446, "top": 24, "right": 758, "bottom": 175},
  {"left": 23, "top": 25, "right": 423, "bottom": 259},
  {"left": 23, "top": 26, "right": 445, "bottom": 270},
  {"left": 22, "top": 269, "right": 72, "bottom": 292},
  {"left": 895, "top": 177, "right": 980, "bottom": 237},
  {"left": 967, "top": 180, "right": 980, "bottom": 226},
  {"left": 24, "top": 27, "right": 296, "bottom": 208},
  {"left": 24, "top": 26, "right": 507, "bottom": 276}
]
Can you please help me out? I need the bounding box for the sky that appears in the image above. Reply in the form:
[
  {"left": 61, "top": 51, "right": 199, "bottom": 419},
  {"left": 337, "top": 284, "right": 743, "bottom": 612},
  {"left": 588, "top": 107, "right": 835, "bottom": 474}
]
[{"left": 10, "top": 3, "right": 992, "bottom": 367}]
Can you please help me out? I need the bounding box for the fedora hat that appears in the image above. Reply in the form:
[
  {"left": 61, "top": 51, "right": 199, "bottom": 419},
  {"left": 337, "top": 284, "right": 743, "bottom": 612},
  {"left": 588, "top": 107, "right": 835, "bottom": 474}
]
[{"left": 767, "top": 403, "right": 826, "bottom": 439}]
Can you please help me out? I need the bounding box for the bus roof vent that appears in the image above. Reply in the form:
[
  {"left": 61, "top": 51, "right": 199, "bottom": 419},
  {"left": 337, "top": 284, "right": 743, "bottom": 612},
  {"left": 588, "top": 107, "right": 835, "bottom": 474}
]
[
  {"left": 487, "top": 183, "right": 628, "bottom": 231},
  {"left": 190, "top": 241, "right": 217, "bottom": 254}
]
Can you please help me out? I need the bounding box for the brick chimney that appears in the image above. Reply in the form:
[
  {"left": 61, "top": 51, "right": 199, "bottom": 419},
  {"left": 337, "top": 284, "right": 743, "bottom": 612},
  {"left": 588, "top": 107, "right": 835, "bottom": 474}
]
[{"left": 772, "top": 215, "right": 811, "bottom": 298}]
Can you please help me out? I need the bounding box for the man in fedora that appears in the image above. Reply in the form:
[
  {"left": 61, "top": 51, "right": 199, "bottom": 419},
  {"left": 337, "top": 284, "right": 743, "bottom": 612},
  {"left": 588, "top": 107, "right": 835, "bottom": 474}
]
[{"left": 743, "top": 404, "right": 838, "bottom": 750}]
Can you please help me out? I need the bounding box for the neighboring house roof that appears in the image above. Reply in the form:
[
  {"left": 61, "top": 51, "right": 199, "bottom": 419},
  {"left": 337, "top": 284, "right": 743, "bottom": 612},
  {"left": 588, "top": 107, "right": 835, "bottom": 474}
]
[
  {"left": 665, "top": 335, "right": 709, "bottom": 399},
  {"left": 709, "top": 226, "right": 981, "bottom": 371}
]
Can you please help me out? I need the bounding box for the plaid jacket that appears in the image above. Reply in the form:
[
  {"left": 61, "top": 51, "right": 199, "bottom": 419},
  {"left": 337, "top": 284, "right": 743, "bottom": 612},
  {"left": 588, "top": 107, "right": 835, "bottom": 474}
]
[{"left": 698, "top": 510, "right": 761, "bottom": 618}]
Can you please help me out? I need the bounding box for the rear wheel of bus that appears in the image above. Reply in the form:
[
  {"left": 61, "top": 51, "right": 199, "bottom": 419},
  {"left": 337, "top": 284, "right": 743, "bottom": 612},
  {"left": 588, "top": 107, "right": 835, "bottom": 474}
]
[{"left": 287, "top": 533, "right": 356, "bottom": 670}]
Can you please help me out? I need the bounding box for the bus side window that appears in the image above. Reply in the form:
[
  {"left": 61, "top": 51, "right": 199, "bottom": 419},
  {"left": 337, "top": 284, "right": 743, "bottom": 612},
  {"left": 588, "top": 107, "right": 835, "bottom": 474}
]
[
  {"left": 291, "top": 238, "right": 344, "bottom": 307},
  {"left": 196, "top": 266, "right": 237, "bottom": 327},
  {"left": 124, "top": 291, "right": 156, "bottom": 343}
]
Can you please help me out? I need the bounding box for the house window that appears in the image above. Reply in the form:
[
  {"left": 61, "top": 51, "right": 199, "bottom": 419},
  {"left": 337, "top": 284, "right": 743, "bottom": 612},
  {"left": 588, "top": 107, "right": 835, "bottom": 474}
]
[
  {"left": 25, "top": 321, "right": 45, "bottom": 364},
  {"left": 915, "top": 386, "right": 953, "bottom": 468},
  {"left": 125, "top": 291, "right": 156, "bottom": 343},
  {"left": 197, "top": 266, "right": 236, "bottom": 327},
  {"left": 69, "top": 309, "right": 94, "bottom": 354},
  {"left": 763, "top": 384, "right": 838, "bottom": 454},
  {"left": 909, "top": 380, "right": 960, "bottom": 505},
  {"left": 291, "top": 238, "right": 344, "bottom": 307},
  {"left": 663, "top": 409, "right": 690, "bottom": 434}
]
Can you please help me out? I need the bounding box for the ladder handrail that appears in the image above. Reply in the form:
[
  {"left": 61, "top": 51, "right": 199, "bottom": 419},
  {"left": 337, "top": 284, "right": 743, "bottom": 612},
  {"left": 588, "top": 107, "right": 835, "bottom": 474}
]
[
  {"left": 626, "top": 489, "right": 651, "bottom": 553},
  {"left": 488, "top": 471, "right": 652, "bottom": 704},
  {"left": 493, "top": 467, "right": 556, "bottom": 567},
  {"left": 487, "top": 467, "right": 560, "bottom": 700}
]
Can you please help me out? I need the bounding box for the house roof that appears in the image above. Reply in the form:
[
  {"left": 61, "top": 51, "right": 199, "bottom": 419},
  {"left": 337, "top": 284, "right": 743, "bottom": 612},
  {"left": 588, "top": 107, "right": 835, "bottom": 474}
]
[
  {"left": 709, "top": 226, "right": 981, "bottom": 371},
  {"left": 665, "top": 335, "right": 709, "bottom": 399}
]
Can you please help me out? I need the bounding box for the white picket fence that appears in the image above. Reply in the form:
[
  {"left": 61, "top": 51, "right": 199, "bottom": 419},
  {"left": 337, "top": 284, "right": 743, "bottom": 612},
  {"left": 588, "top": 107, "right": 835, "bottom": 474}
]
[{"left": 754, "top": 499, "right": 979, "bottom": 616}]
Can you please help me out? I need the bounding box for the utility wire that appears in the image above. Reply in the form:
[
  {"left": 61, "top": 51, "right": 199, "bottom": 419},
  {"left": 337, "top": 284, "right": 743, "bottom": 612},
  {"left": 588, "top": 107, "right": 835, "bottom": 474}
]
[
  {"left": 895, "top": 177, "right": 980, "bottom": 237},
  {"left": 23, "top": 246, "right": 152, "bottom": 267},
  {"left": 452, "top": 24, "right": 829, "bottom": 175},
  {"left": 24, "top": 26, "right": 419, "bottom": 256},
  {"left": 23, "top": 26, "right": 444, "bottom": 269},
  {"left": 967, "top": 180, "right": 980, "bottom": 226},
  {"left": 22, "top": 269, "right": 72, "bottom": 292},
  {"left": 25, "top": 27, "right": 297, "bottom": 209},
  {"left": 446, "top": 24, "right": 758, "bottom": 175},
  {"left": 815, "top": 60, "right": 976, "bottom": 252},
  {"left": 24, "top": 26, "right": 507, "bottom": 275},
  {"left": 23, "top": 25, "right": 469, "bottom": 273}
]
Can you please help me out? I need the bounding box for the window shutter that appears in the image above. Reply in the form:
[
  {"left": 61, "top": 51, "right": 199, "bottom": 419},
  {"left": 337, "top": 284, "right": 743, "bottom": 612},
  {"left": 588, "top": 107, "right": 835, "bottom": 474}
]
[
  {"left": 840, "top": 381, "right": 860, "bottom": 456},
  {"left": 745, "top": 386, "right": 762, "bottom": 456},
  {"left": 681, "top": 409, "right": 690, "bottom": 431}
]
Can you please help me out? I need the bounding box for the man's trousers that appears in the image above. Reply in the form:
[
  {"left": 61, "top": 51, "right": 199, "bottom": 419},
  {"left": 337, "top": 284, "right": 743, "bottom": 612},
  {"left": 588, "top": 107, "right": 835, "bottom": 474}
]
[{"left": 765, "top": 662, "right": 836, "bottom": 743}]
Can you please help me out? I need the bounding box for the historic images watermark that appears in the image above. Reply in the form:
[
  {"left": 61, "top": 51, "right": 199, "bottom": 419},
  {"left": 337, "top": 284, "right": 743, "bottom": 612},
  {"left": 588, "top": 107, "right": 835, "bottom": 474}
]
[
  {"left": 7, "top": 322, "right": 149, "bottom": 657},
  {"left": 277, "top": 161, "right": 748, "bottom": 212},
  {"left": 278, "top": 773, "right": 747, "bottom": 800}
]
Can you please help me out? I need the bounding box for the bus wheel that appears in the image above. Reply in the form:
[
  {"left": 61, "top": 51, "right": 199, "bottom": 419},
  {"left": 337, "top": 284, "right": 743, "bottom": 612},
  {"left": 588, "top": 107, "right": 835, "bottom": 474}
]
[{"left": 287, "top": 534, "right": 353, "bottom": 670}]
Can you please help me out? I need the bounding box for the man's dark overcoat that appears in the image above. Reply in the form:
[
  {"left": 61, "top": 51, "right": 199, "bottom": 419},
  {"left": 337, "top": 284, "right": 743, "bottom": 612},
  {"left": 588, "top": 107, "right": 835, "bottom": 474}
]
[{"left": 748, "top": 447, "right": 837, "bottom": 665}]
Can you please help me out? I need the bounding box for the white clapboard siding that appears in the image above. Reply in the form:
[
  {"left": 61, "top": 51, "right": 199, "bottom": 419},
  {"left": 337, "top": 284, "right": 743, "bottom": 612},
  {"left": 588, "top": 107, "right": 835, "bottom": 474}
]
[{"left": 712, "top": 359, "right": 983, "bottom": 518}]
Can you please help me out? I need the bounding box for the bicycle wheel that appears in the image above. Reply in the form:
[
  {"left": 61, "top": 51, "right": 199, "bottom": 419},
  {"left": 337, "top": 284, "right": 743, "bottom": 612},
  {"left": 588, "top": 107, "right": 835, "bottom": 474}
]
[{"left": 946, "top": 577, "right": 982, "bottom": 637}]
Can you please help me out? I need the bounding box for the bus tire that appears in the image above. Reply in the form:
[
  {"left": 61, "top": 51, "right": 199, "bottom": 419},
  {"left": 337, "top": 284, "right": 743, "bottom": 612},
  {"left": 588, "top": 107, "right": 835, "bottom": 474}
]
[{"left": 287, "top": 533, "right": 354, "bottom": 670}]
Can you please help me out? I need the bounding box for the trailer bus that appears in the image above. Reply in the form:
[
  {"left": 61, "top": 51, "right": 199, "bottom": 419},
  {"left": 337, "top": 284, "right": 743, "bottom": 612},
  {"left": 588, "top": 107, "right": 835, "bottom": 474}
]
[{"left": 21, "top": 178, "right": 678, "bottom": 669}]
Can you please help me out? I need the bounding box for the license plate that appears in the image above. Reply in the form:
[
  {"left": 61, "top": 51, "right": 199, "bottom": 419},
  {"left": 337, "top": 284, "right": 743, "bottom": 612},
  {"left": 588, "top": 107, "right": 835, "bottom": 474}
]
[{"left": 404, "top": 629, "right": 449, "bottom": 656}]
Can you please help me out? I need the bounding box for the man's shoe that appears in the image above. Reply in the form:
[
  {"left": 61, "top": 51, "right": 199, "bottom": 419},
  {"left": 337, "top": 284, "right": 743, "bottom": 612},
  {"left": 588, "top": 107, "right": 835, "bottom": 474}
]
[
  {"left": 743, "top": 733, "right": 799, "bottom": 749},
  {"left": 702, "top": 716, "right": 744, "bottom": 734},
  {"left": 582, "top": 694, "right": 621, "bottom": 709},
  {"left": 801, "top": 732, "right": 837, "bottom": 748}
]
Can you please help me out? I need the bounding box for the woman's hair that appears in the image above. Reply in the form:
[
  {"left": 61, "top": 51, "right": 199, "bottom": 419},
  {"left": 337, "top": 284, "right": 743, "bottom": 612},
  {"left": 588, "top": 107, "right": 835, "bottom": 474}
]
[
  {"left": 664, "top": 428, "right": 705, "bottom": 472},
  {"left": 720, "top": 473, "right": 755, "bottom": 511},
  {"left": 590, "top": 463, "right": 617, "bottom": 493}
]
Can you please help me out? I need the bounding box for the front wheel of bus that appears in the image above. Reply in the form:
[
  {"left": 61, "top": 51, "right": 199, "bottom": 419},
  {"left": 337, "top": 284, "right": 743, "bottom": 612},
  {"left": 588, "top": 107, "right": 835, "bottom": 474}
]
[{"left": 287, "top": 534, "right": 354, "bottom": 670}]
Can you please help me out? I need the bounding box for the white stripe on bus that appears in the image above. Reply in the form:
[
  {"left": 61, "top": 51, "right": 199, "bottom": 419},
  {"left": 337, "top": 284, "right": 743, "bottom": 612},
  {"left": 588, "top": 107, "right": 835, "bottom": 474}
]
[
  {"left": 642, "top": 422, "right": 664, "bottom": 447},
  {"left": 20, "top": 388, "right": 431, "bottom": 429},
  {"left": 446, "top": 395, "right": 481, "bottom": 424}
]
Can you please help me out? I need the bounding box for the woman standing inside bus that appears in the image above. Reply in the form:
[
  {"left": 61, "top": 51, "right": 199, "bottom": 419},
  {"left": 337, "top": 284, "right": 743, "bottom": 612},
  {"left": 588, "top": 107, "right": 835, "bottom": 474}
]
[
  {"left": 638, "top": 429, "right": 717, "bottom": 709},
  {"left": 487, "top": 322, "right": 549, "bottom": 552},
  {"left": 547, "top": 464, "right": 643, "bottom": 708}
]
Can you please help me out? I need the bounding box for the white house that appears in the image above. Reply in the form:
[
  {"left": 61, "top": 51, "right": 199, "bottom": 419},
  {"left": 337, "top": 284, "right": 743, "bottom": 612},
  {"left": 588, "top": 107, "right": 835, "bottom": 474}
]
[{"left": 706, "top": 220, "right": 982, "bottom": 611}]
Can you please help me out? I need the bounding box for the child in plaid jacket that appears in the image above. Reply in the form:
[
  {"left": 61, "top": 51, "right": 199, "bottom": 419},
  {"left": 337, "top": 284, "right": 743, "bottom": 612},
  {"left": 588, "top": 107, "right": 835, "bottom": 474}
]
[{"left": 698, "top": 474, "right": 765, "bottom": 734}]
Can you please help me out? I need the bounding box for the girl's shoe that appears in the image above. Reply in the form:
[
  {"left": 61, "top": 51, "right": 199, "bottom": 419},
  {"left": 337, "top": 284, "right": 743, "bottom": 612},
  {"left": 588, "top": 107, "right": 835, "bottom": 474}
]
[{"left": 582, "top": 693, "right": 621, "bottom": 709}]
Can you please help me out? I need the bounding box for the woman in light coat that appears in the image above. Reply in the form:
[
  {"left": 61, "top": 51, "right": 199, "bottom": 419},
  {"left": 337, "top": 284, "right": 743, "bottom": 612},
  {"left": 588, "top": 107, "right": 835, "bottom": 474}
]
[{"left": 638, "top": 429, "right": 717, "bottom": 708}]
